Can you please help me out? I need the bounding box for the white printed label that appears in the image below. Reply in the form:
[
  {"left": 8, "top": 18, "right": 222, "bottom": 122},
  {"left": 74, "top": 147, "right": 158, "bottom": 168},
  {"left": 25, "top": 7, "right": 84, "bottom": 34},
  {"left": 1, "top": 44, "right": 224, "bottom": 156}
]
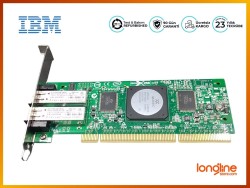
[
  {"left": 35, "top": 91, "right": 87, "bottom": 103},
  {"left": 131, "top": 89, "right": 163, "bottom": 116},
  {"left": 31, "top": 107, "right": 85, "bottom": 120}
]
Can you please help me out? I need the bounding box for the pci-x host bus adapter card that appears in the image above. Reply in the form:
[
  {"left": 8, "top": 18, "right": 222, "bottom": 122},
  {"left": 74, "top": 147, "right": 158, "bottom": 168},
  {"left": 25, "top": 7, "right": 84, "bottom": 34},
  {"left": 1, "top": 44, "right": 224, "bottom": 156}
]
[{"left": 22, "top": 46, "right": 235, "bottom": 161}]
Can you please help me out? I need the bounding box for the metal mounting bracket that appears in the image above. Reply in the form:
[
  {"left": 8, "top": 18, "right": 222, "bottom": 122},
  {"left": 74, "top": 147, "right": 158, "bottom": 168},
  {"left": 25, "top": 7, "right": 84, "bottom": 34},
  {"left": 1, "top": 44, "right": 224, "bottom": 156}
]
[{"left": 22, "top": 45, "right": 54, "bottom": 161}]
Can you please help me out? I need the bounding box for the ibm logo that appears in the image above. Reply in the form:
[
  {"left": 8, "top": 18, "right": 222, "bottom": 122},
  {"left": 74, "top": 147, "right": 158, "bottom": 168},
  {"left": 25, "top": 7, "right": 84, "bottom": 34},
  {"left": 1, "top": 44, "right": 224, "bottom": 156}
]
[{"left": 19, "top": 16, "right": 61, "bottom": 34}]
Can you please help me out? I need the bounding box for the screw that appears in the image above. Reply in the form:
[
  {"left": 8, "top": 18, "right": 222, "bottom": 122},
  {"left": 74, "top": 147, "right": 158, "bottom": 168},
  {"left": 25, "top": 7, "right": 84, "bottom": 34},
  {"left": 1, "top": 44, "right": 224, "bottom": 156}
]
[{"left": 40, "top": 134, "right": 47, "bottom": 140}]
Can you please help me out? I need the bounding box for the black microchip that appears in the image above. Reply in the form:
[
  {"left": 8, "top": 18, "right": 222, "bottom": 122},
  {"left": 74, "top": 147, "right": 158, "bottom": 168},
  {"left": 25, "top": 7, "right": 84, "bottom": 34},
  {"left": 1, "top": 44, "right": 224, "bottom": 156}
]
[
  {"left": 126, "top": 86, "right": 168, "bottom": 120},
  {"left": 100, "top": 92, "right": 117, "bottom": 112},
  {"left": 178, "top": 91, "right": 196, "bottom": 112}
]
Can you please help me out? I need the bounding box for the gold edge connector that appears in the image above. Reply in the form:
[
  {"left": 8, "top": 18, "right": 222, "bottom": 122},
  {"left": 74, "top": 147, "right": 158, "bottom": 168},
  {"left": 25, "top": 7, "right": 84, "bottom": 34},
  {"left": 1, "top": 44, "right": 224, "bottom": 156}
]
[
  {"left": 81, "top": 134, "right": 99, "bottom": 143},
  {"left": 100, "top": 134, "right": 176, "bottom": 142},
  {"left": 178, "top": 134, "right": 231, "bottom": 142}
]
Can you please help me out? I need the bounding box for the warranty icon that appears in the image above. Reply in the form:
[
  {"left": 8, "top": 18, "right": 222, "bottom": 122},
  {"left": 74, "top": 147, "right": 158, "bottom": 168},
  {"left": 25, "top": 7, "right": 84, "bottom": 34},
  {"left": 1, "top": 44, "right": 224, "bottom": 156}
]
[
  {"left": 149, "top": 16, "right": 164, "bottom": 33},
  {"left": 153, "top": 19, "right": 162, "bottom": 29}
]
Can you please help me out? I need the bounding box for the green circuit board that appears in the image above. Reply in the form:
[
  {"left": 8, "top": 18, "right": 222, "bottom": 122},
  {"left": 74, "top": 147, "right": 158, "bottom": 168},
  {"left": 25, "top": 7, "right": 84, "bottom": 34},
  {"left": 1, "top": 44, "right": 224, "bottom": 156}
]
[
  {"left": 21, "top": 46, "right": 235, "bottom": 161},
  {"left": 24, "top": 79, "right": 234, "bottom": 144}
]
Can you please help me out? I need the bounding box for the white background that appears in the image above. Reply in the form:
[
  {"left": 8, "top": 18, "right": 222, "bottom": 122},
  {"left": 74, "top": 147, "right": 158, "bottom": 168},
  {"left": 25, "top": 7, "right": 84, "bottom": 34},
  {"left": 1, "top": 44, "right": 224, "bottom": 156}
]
[{"left": 3, "top": 3, "right": 246, "bottom": 185}]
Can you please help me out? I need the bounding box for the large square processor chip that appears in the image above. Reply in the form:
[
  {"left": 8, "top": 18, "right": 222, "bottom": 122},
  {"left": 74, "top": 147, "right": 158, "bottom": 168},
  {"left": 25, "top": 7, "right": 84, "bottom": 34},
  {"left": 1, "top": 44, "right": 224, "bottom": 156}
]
[
  {"left": 100, "top": 92, "right": 117, "bottom": 112},
  {"left": 178, "top": 90, "right": 196, "bottom": 112},
  {"left": 126, "top": 86, "right": 168, "bottom": 120}
]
